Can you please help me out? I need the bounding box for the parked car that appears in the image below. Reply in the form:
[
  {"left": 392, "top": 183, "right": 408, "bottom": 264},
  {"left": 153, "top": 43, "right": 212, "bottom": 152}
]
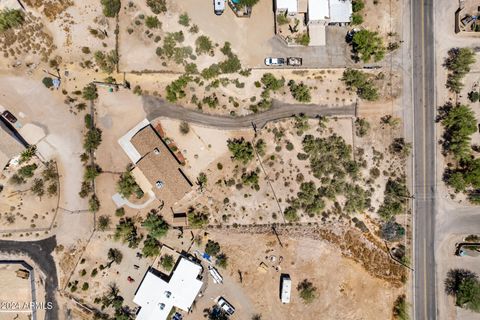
[
  {"left": 217, "top": 297, "right": 235, "bottom": 316},
  {"left": 214, "top": 0, "right": 225, "bottom": 15},
  {"left": 1, "top": 110, "right": 17, "bottom": 124},
  {"left": 287, "top": 57, "right": 302, "bottom": 66},
  {"left": 264, "top": 57, "right": 285, "bottom": 66}
]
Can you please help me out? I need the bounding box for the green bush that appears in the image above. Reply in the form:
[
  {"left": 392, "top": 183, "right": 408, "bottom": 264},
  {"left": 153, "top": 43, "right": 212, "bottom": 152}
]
[
  {"left": 288, "top": 80, "right": 311, "bottom": 103},
  {"left": 297, "top": 279, "right": 317, "bottom": 303},
  {"left": 195, "top": 35, "right": 213, "bottom": 55},
  {"left": 351, "top": 13, "right": 363, "bottom": 25},
  {"left": 178, "top": 13, "right": 190, "bottom": 26},
  {"left": 147, "top": 0, "right": 167, "bottom": 14},
  {"left": 468, "top": 91, "right": 480, "bottom": 102},
  {"left": 145, "top": 16, "right": 160, "bottom": 28},
  {"left": 100, "top": 0, "right": 121, "bottom": 17},
  {"left": 276, "top": 13, "right": 290, "bottom": 25},
  {"left": 82, "top": 83, "right": 98, "bottom": 101},
  {"left": 444, "top": 48, "right": 475, "bottom": 93},
  {"left": 341, "top": 68, "right": 379, "bottom": 101},
  {"left": 142, "top": 210, "right": 169, "bottom": 238},
  {"left": 42, "top": 77, "right": 54, "bottom": 88},
  {"left": 227, "top": 138, "right": 254, "bottom": 164},
  {"left": 295, "top": 32, "right": 310, "bottom": 46},
  {"left": 0, "top": 9, "right": 24, "bottom": 31},
  {"left": 205, "top": 240, "right": 221, "bottom": 256},
  {"left": 351, "top": 29, "right": 386, "bottom": 62},
  {"left": 352, "top": 0, "right": 365, "bottom": 12}
]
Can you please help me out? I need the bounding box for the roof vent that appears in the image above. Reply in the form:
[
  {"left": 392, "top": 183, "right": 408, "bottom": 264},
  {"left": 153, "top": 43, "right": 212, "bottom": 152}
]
[
  {"left": 158, "top": 303, "right": 165, "bottom": 310},
  {"left": 156, "top": 181, "right": 164, "bottom": 189},
  {"left": 165, "top": 291, "right": 172, "bottom": 298},
  {"left": 153, "top": 148, "right": 160, "bottom": 155}
]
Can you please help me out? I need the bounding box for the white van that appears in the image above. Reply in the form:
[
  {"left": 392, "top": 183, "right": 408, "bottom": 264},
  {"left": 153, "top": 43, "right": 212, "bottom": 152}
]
[{"left": 214, "top": 0, "right": 225, "bottom": 15}]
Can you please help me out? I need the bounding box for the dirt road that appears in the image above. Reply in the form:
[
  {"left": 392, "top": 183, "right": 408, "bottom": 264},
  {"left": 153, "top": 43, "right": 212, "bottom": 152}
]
[{"left": 143, "top": 96, "right": 356, "bottom": 130}]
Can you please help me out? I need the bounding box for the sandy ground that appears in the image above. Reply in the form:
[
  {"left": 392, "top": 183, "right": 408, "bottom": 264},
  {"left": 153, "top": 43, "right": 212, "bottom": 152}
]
[
  {"left": 0, "top": 159, "right": 57, "bottom": 232},
  {"left": 190, "top": 231, "right": 402, "bottom": 320},
  {"left": 0, "top": 264, "right": 32, "bottom": 320}
]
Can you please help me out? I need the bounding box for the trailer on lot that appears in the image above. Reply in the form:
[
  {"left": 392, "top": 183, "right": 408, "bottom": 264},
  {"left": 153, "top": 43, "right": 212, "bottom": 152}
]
[{"left": 280, "top": 274, "right": 291, "bottom": 304}]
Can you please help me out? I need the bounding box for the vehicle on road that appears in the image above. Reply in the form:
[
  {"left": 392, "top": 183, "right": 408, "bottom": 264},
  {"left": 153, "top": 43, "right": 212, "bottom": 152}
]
[
  {"left": 217, "top": 297, "right": 235, "bottom": 315},
  {"left": 214, "top": 0, "right": 225, "bottom": 15},
  {"left": 264, "top": 57, "right": 285, "bottom": 66},
  {"left": 287, "top": 57, "right": 302, "bottom": 66},
  {"left": 2, "top": 110, "right": 17, "bottom": 124}
]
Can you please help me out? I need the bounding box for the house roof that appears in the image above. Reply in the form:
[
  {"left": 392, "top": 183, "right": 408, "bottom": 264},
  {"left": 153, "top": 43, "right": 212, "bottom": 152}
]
[
  {"left": 133, "top": 258, "right": 203, "bottom": 320},
  {"left": 308, "top": 0, "right": 329, "bottom": 21},
  {"left": 329, "top": 0, "right": 352, "bottom": 23},
  {"left": 0, "top": 121, "right": 25, "bottom": 170},
  {"left": 276, "top": 0, "right": 298, "bottom": 13},
  {"left": 131, "top": 125, "right": 192, "bottom": 205}
]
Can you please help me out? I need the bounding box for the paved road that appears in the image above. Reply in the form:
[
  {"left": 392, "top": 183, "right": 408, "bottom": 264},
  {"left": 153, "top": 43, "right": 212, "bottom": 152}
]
[
  {"left": 0, "top": 236, "right": 58, "bottom": 320},
  {"left": 412, "top": 0, "right": 437, "bottom": 318},
  {"left": 143, "top": 96, "right": 356, "bottom": 130}
]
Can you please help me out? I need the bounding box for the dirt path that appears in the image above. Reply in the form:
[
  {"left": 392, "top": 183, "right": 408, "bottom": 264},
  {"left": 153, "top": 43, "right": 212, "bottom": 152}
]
[{"left": 144, "top": 96, "right": 356, "bottom": 129}]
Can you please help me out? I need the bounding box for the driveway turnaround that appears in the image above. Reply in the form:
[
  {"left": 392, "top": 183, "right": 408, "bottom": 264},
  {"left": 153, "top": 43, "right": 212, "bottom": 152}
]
[
  {"left": 143, "top": 96, "right": 356, "bottom": 130},
  {"left": 0, "top": 236, "right": 58, "bottom": 320}
]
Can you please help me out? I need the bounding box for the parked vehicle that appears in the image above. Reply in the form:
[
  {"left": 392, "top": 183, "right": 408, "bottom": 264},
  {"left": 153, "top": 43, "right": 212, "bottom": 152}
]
[
  {"left": 287, "top": 57, "right": 302, "bottom": 66},
  {"left": 214, "top": 0, "right": 225, "bottom": 15},
  {"left": 208, "top": 265, "right": 223, "bottom": 284},
  {"left": 1, "top": 110, "right": 17, "bottom": 124},
  {"left": 217, "top": 297, "right": 235, "bottom": 315},
  {"left": 264, "top": 57, "right": 285, "bottom": 66}
]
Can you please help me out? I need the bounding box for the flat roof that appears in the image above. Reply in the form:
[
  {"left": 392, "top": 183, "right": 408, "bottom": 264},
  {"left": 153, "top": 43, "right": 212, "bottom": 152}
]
[
  {"left": 329, "top": 0, "right": 352, "bottom": 23},
  {"left": 277, "top": 0, "right": 298, "bottom": 13},
  {"left": 131, "top": 125, "right": 192, "bottom": 205},
  {"left": 133, "top": 258, "right": 203, "bottom": 320},
  {"left": 281, "top": 275, "right": 292, "bottom": 303},
  {"left": 308, "top": 0, "right": 329, "bottom": 21}
]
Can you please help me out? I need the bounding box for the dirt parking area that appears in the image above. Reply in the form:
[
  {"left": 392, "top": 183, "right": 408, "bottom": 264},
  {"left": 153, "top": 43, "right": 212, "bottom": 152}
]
[
  {"left": 189, "top": 231, "right": 401, "bottom": 320},
  {"left": 0, "top": 263, "right": 32, "bottom": 320}
]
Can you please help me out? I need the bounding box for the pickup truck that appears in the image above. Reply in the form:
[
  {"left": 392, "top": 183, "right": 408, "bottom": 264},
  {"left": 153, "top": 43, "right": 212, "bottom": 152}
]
[{"left": 287, "top": 57, "right": 302, "bottom": 66}]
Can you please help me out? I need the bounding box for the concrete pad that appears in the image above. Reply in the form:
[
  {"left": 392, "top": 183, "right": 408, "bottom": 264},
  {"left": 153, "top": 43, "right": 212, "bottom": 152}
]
[{"left": 18, "top": 123, "right": 46, "bottom": 145}]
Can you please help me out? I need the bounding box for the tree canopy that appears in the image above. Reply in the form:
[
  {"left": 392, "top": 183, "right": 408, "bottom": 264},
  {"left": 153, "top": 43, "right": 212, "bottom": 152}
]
[{"left": 351, "top": 29, "right": 386, "bottom": 62}]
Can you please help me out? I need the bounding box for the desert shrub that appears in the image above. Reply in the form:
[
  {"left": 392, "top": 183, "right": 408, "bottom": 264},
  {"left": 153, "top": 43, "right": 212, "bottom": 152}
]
[
  {"left": 341, "top": 69, "right": 379, "bottom": 101},
  {"left": 444, "top": 48, "right": 475, "bottom": 93},
  {"left": 160, "top": 254, "right": 175, "bottom": 271},
  {"left": 227, "top": 138, "right": 254, "bottom": 164},
  {"left": 205, "top": 240, "right": 221, "bottom": 256},
  {"left": 195, "top": 35, "right": 213, "bottom": 55},
  {"left": 142, "top": 210, "right": 169, "bottom": 238},
  {"left": 297, "top": 279, "right": 317, "bottom": 303},
  {"left": 0, "top": 9, "right": 24, "bottom": 31},
  {"left": 351, "top": 29, "right": 386, "bottom": 62},
  {"left": 178, "top": 13, "right": 190, "bottom": 26},
  {"left": 188, "top": 209, "right": 209, "bottom": 227},
  {"left": 146, "top": 0, "right": 167, "bottom": 14},
  {"left": 288, "top": 80, "right": 311, "bottom": 102},
  {"left": 355, "top": 118, "right": 370, "bottom": 137},
  {"left": 100, "top": 0, "right": 121, "bottom": 17},
  {"left": 42, "top": 77, "right": 54, "bottom": 88},
  {"left": 145, "top": 16, "right": 160, "bottom": 29},
  {"left": 94, "top": 50, "right": 118, "bottom": 74}
]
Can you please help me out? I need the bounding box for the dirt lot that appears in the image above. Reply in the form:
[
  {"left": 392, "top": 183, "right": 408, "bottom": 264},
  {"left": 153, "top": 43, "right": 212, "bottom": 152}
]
[
  {"left": 190, "top": 230, "right": 402, "bottom": 320},
  {"left": 0, "top": 158, "right": 58, "bottom": 232},
  {"left": 0, "top": 263, "right": 32, "bottom": 320}
]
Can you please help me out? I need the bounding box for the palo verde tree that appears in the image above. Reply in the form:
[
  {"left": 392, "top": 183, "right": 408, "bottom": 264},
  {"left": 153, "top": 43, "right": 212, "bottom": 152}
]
[{"left": 351, "top": 29, "right": 386, "bottom": 62}]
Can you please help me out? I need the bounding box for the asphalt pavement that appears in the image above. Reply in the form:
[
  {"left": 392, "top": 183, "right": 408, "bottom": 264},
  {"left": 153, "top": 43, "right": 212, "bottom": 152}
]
[
  {"left": 412, "top": 0, "right": 437, "bottom": 318},
  {"left": 143, "top": 96, "right": 356, "bottom": 130}
]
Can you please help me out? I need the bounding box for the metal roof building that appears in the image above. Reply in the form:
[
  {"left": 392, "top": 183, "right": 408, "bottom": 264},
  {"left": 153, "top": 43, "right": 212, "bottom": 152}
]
[{"left": 133, "top": 257, "right": 203, "bottom": 320}]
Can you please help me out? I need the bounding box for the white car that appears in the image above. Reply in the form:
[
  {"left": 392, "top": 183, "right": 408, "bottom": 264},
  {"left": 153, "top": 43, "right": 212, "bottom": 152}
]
[
  {"left": 214, "top": 0, "right": 225, "bottom": 15},
  {"left": 217, "top": 297, "right": 235, "bottom": 316},
  {"left": 264, "top": 57, "right": 285, "bottom": 66}
]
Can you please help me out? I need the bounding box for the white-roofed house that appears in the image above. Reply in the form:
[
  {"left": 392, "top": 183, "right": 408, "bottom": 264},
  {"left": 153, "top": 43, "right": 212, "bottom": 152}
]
[
  {"left": 276, "top": 0, "right": 298, "bottom": 15},
  {"left": 133, "top": 257, "right": 203, "bottom": 320},
  {"left": 275, "top": 0, "right": 352, "bottom": 46}
]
